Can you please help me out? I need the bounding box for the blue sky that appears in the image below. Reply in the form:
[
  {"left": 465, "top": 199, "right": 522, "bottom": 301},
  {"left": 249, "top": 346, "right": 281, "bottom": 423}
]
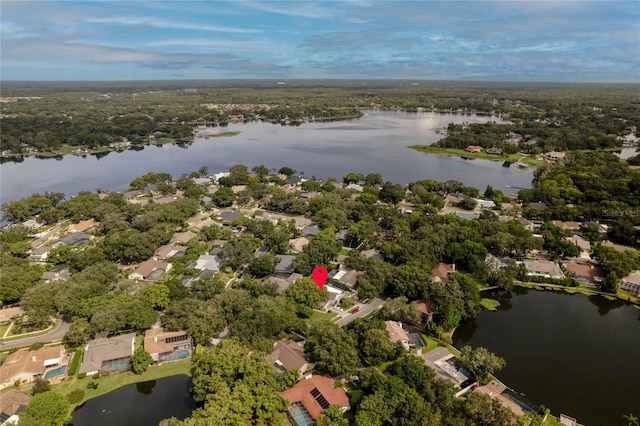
[{"left": 1, "top": 1, "right": 638, "bottom": 82}]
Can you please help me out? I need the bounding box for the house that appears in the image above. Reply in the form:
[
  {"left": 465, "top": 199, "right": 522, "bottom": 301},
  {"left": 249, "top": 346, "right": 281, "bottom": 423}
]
[
  {"left": 181, "top": 269, "right": 215, "bottom": 289},
  {"left": 385, "top": 321, "right": 410, "bottom": 350},
  {"left": 620, "top": 271, "right": 640, "bottom": 296},
  {"left": 212, "top": 172, "right": 230, "bottom": 183},
  {"left": 517, "top": 218, "right": 535, "bottom": 231},
  {"left": 455, "top": 211, "right": 480, "bottom": 220},
  {"left": 420, "top": 347, "right": 474, "bottom": 389},
  {"left": 334, "top": 229, "right": 348, "bottom": 242},
  {"left": 51, "top": 232, "right": 93, "bottom": 248},
  {"left": 68, "top": 219, "right": 99, "bottom": 233},
  {"left": 194, "top": 255, "right": 220, "bottom": 272},
  {"left": 289, "top": 237, "right": 309, "bottom": 253},
  {"left": 602, "top": 240, "right": 637, "bottom": 253},
  {"left": 321, "top": 285, "right": 344, "bottom": 311},
  {"left": 144, "top": 328, "right": 192, "bottom": 363},
  {"left": 28, "top": 246, "right": 51, "bottom": 261},
  {"left": 122, "top": 190, "right": 144, "bottom": 201},
  {"left": 432, "top": 262, "right": 455, "bottom": 282},
  {"left": 193, "top": 177, "right": 212, "bottom": 186},
  {"left": 544, "top": 151, "right": 566, "bottom": 161},
  {"left": 486, "top": 147, "right": 503, "bottom": 155},
  {"left": 563, "top": 262, "right": 604, "bottom": 285},
  {"left": 298, "top": 192, "right": 321, "bottom": 200},
  {"left": 523, "top": 260, "right": 564, "bottom": 279},
  {"left": 552, "top": 220, "right": 581, "bottom": 231},
  {"left": 0, "top": 389, "right": 31, "bottom": 425},
  {"left": 218, "top": 210, "right": 243, "bottom": 223},
  {"left": 0, "top": 345, "right": 66, "bottom": 389},
  {"left": 414, "top": 300, "right": 435, "bottom": 326},
  {"left": 153, "top": 244, "right": 187, "bottom": 261},
  {"left": 301, "top": 224, "right": 321, "bottom": 237},
  {"left": 0, "top": 307, "right": 24, "bottom": 324},
  {"left": 282, "top": 375, "right": 350, "bottom": 426},
  {"left": 331, "top": 266, "right": 365, "bottom": 287},
  {"left": 267, "top": 273, "right": 302, "bottom": 293},
  {"left": 361, "top": 249, "right": 383, "bottom": 261},
  {"left": 566, "top": 236, "right": 591, "bottom": 259},
  {"left": 41, "top": 266, "right": 71, "bottom": 283},
  {"left": 465, "top": 145, "right": 483, "bottom": 153},
  {"left": 170, "top": 231, "right": 198, "bottom": 245},
  {"left": 527, "top": 202, "right": 547, "bottom": 211},
  {"left": 275, "top": 255, "right": 296, "bottom": 273},
  {"left": 209, "top": 240, "right": 227, "bottom": 255},
  {"left": 268, "top": 340, "right": 313, "bottom": 376},
  {"left": 346, "top": 183, "right": 364, "bottom": 192},
  {"left": 128, "top": 259, "right": 172, "bottom": 280},
  {"left": 79, "top": 333, "right": 135, "bottom": 376},
  {"left": 474, "top": 199, "right": 496, "bottom": 209},
  {"left": 231, "top": 185, "right": 247, "bottom": 194}
]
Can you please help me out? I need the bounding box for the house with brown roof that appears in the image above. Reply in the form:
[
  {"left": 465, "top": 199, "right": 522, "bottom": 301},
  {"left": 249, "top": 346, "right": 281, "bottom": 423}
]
[
  {"left": 144, "top": 328, "right": 192, "bottom": 363},
  {"left": 414, "top": 299, "right": 435, "bottom": 326},
  {"left": 282, "top": 375, "right": 350, "bottom": 426},
  {"left": 289, "top": 237, "right": 310, "bottom": 253},
  {"left": 68, "top": 219, "right": 100, "bottom": 233},
  {"left": 128, "top": 259, "right": 172, "bottom": 280},
  {"left": 563, "top": 262, "right": 604, "bottom": 285},
  {"left": 153, "top": 244, "right": 187, "bottom": 261},
  {"left": 465, "top": 145, "right": 483, "bottom": 153},
  {"left": 0, "top": 307, "right": 25, "bottom": 324},
  {"left": 0, "top": 389, "right": 31, "bottom": 425},
  {"left": 431, "top": 262, "right": 455, "bottom": 282},
  {"left": 486, "top": 147, "right": 503, "bottom": 155},
  {"left": 620, "top": 270, "right": 640, "bottom": 296},
  {"left": 170, "top": 231, "right": 198, "bottom": 245},
  {"left": 552, "top": 220, "right": 581, "bottom": 231},
  {"left": 0, "top": 345, "right": 66, "bottom": 389},
  {"left": 566, "top": 235, "right": 591, "bottom": 259},
  {"left": 79, "top": 333, "right": 135, "bottom": 376},
  {"left": 523, "top": 260, "right": 564, "bottom": 279},
  {"left": 385, "top": 321, "right": 410, "bottom": 350},
  {"left": 268, "top": 340, "right": 313, "bottom": 376},
  {"left": 332, "top": 266, "right": 365, "bottom": 287}
]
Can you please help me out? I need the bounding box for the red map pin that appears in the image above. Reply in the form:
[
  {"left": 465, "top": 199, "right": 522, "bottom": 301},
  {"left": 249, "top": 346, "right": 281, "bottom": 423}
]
[{"left": 311, "top": 266, "right": 328, "bottom": 289}]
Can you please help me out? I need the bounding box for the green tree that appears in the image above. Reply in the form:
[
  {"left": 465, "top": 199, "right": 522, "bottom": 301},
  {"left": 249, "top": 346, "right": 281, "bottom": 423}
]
[
  {"left": 248, "top": 253, "right": 276, "bottom": 278},
  {"left": 365, "top": 173, "right": 383, "bottom": 187},
  {"left": 131, "top": 347, "right": 153, "bottom": 374},
  {"left": 459, "top": 346, "right": 506, "bottom": 384},
  {"left": 305, "top": 323, "right": 359, "bottom": 377},
  {"left": 219, "top": 238, "right": 255, "bottom": 270},
  {"left": 142, "top": 283, "right": 171, "bottom": 310},
  {"left": 21, "top": 391, "right": 70, "bottom": 426},
  {"left": 283, "top": 277, "right": 329, "bottom": 317},
  {"left": 211, "top": 187, "right": 235, "bottom": 207},
  {"left": 278, "top": 166, "right": 296, "bottom": 176},
  {"left": 30, "top": 378, "right": 51, "bottom": 396},
  {"left": 343, "top": 172, "right": 364, "bottom": 184},
  {"left": 379, "top": 182, "right": 405, "bottom": 204},
  {"left": 600, "top": 271, "right": 619, "bottom": 293}
]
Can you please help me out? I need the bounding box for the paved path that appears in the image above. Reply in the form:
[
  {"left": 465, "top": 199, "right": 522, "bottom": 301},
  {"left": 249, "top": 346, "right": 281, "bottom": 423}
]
[
  {"left": 336, "top": 298, "right": 384, "bottom": 327},
  {"left": 0, "top": 318, "right": 71, "bottom": 351}
]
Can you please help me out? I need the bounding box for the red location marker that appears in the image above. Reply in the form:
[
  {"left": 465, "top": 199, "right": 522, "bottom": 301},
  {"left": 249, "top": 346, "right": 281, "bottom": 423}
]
[{"left": 312, "top": 266, "right": 328, "bottom": 289}]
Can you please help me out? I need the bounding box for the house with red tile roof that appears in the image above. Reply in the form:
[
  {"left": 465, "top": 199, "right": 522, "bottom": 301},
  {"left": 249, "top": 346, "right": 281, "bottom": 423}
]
[
  {"left": 282, "top": 375, "right": 350, "bottom": 426},
  {"left": 431, "top": 262, "right": 455, "bottom": 282}
]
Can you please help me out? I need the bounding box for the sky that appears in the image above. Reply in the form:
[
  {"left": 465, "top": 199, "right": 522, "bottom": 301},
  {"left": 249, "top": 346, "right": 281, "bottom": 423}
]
[{"left": 1, "top": 1, "right": 638, "bottom": 82}]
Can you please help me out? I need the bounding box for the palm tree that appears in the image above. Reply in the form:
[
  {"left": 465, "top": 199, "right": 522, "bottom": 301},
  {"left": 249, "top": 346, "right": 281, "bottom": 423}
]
[{"left": 624, "top": 413, "right": 639, "bottom": 426}]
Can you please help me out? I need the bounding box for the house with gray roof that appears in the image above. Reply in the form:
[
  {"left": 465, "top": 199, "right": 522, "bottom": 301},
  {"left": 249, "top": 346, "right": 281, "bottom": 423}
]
[
  {"left": 194, "top": 255, "right": 221, "bottom": 272},
  {"left": 275, "top": 255, "right": 296, "bottom": 273},
  {"left": 51, "top": 232, "right": 93, "bottom": 248},
  {"left": 79, "top": 333, "right": 136, "bottom": 376},
  {"left": 301, "top": 224, "right": 321, "bottom": 237},
  {"left": 218, "top": 210, "right": 243, "bottom": 224},
  {"left": 523, "top": 260, "right": 564, "bottom": 279}
]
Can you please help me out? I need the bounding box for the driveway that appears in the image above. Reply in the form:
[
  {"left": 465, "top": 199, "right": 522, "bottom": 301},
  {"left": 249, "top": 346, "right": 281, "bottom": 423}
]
[
  {"left": 336, "top": 298, "right": 385, "bottom": 327},
  {"left": 0, "top": 318, "right": 71, "bottom": 351}
]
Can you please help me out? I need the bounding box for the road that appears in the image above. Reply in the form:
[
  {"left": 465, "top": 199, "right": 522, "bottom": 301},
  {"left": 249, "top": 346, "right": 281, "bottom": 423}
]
[
  {"left": 335, "top": 298, "right": 384, "bottom": 327},
  {"left": 0, "top": 318, "right": 71, "bottom": 351}
]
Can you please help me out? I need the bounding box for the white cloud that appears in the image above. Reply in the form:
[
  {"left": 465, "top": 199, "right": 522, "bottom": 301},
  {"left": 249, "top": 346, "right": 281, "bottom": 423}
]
[{"left": 85, "top": 16, "right": 262, "bottom": 34}]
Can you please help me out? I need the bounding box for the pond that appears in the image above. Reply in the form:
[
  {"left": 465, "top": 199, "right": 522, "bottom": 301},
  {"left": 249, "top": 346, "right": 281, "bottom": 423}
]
[
  {"left": 453, "top": 289, "right": 640, "bottom": 425},
  {"left": 70, "top": 375, "right": 196, "bottom": 426},
  {"left": 0, "top": 110, "right": 533, "bottom": 204}
]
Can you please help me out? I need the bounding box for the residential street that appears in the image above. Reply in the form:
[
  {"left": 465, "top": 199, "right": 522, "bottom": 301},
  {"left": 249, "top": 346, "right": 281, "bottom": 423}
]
[
  {"left": 335, "top": 298, "right": 384, "bottom": 328},
  {"left": 0, "top": 318, "right": 71, "bottom": 351}
]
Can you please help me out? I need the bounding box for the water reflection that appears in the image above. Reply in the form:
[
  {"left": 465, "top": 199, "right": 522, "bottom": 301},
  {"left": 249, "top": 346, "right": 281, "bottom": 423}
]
[
  {"left": 587, "top": 294, "right": 626, "bottom": 315},
  {"left": 136, "top": 379, "right": 156, "bottom": 395}
]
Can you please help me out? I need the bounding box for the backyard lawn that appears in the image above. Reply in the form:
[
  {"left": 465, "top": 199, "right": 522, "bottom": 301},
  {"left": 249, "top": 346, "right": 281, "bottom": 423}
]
[{"left": 309, "top": 310, "right": 340, "bottom": 323}]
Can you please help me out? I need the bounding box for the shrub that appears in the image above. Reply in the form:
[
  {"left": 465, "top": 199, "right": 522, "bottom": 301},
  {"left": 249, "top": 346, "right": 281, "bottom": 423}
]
[
  {"left": 68, "top": 349, "right": 82, "bottom": 376},
  {"left": 87, "top": 381, "right": 98, "bottom": 390},
  {"left": 31, "top": 378, "right": 51, "bottom": 396},
  {"left": 29, "top": 342, "right": 44, "bottom": 351},
  {"left": 77, "top": 372, "right": 87, "bottom": 379},
  {"left": 67, "top": 389, "right": 85, "bottom": 404}
]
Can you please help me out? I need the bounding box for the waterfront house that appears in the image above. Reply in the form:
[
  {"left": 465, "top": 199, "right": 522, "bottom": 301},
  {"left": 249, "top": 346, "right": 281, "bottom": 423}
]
[
  {"left": 420, "top": 347, "right": 474, "bottom": 391},
  {"left": 0, "top": 389, "right": 31, "bottom": 425},
  {"left": 79, "top": 333, "right": 135, "bottom": 376},
  {"left": 128, "top": 259, "right": 172, "bottom": 281},
  {"left": 620, "top": 270, "right": 640, "bottom": 296},
  {"left": 268, "top": 340, "right": 313, "bottom": 376},
  {"left": 474, "top": 199, "right": 496, "bottom": 209},
  {"left": 523, "top": 260, "right": 564, "bottom": 279},
  {"left": 544, "top": 151, "right": 566, "bottom": 161},
  {"left": 282, "top": 375, "right": 350, "bottom": 426},
  {"left": 563, "top": 262, "right": 603, "bottom": 285},
  {"left": 0, "top": 345, "right": 66, "bottom": 389},
  {"left": 465, "top": 145, "right": 483, "bottom": 153},
  {"left": 385, "top": 321, "right": 410, "bottom": 350},
  {"left": 144, "top": 328, "right": 192, "bottom": 363},
  {"left": 432, "top": 262, "right": 455, "bottom": 282},
  {"left": 486, "top": 147, "right": 503, "bottom": 155},
  {"left": 565, "top": 235, "right": 591, "bottom": 259}
]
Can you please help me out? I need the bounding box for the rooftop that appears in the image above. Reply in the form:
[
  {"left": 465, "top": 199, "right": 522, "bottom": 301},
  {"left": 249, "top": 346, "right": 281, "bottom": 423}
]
[
  {"left": 269, "top": 340, "right": 310, "bottom": 372},
  {"left": 79, "top": 333, "right": 135, "bottom": 374},
  {"left": 282, "top": 375, "right": 350, "bottom": 420}
]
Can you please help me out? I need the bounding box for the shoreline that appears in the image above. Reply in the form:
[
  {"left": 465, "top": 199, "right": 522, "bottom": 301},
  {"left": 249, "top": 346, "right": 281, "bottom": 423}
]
[{"left": 407, "top": 145, "right": 543, "bottom": 167}]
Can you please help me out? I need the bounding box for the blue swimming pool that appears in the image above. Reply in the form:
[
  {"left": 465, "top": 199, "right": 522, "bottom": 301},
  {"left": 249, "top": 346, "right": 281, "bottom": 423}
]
[
  {"left": 164, "top": 350, "right": 190, "bottom": 362},
  {"left": 104, "top": 361, "right": 130, "bottom": 372},
  {"left": 289, "top": 402, "right": 314, "bottom": 426},
  {"left": 44, "top": 365, "right": 67, "bottom": 379}
]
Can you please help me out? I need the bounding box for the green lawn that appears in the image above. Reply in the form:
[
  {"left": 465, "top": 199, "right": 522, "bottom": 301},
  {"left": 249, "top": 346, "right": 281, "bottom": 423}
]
[
  {"left": 1, "top": 320, "right": 61, "bottom": 342},
  {"left": 308, "top": 310, "right": 340, "bottom": 323},
  {"left": 52, "top": 359, "right": 192, "bottom": 409},
  {"left": 0, "top": 324, "right": 9, "bottom": 338},
  {"left": 421, "top": 335, "right": 443, "bottom": 353}
]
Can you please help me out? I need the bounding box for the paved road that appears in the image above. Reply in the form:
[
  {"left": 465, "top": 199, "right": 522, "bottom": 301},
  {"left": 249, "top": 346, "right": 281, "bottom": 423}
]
[
  {"left": 0, "top": 318, "right": 71, "bottom": 351},
  {"left": 336, "top": 298, "right": 384, "bottom": 327}
]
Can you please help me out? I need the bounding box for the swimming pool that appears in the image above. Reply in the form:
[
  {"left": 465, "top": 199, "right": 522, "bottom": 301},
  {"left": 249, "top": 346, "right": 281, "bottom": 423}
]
[
  {"left": 163, "top": 350, "right": 190, "bottom": 362},
  {"left": 288, "top": 402, "right": 314, "bottom": 426},
  {"left": 44, "top": 365, "right": 67, "bottom": 379}
]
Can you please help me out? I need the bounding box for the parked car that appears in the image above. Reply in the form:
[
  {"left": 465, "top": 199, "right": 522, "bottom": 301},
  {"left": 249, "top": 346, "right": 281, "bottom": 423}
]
[{"left": 351, "top": 308, "right": 359, "bottom": 314}]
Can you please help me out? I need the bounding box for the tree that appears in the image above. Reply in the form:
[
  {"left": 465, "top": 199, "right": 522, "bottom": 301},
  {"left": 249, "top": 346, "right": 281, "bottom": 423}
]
[
  {"left": 63, "top": 318, "right": 90, "bottom": 347},
  {"left": 31, "top": 378, "right": 51, "bottom": 396},
  {"left": 219, "top": 238, "right": 255, "bottom": 270},
  {"left": 163, "top": 298, "right": 226, "bottom": 345},
  {"left": 211, "top": 187, "right": 235, "bottom": 207},
  {"left": 600, "top": 271, "right": 619, "bottom": 293},
  {"left": 190, "top": 276, "right": 225, "bottom": 300},
  {"left": 66, "top": 389, "right": 85, "bottom": 404},
  {"left": 248, "top": 253, "right": 276, "bottom": 278},
  {"left": 21, "top": 391, "right": 70, "bottom": 426},
  {"left": 142, "top": 283, "right": 170, "bottom": 310},
  {"left": 459, "top": 346, "right": 506, "bottom": 384},
  {"left": 379, "top": 182, "right": 405, "bottom": 203},
  {"left": 360, "top": 329, "right": 403, "bottom": 365},
  {"left": 131, "top": 347, "right": 153, "bottom": 374},
  {"left": 305, "top": 323, "right": 359, "bottom": 377},
  {"left": 283, "top": 277, "right": 329, "bottom": 317},
  {"left": 462, "top": 392, "right": 516, "bottom": 425},
  {"left": 278, "top": 166, "right": 296, "bottom": 176},
  {"left": 365, "top": 173, "right": 383, "bottom": 187},
  {"left": 343, "top": 172, "right": 364, "bottom": 184},
  {"left": 379, "top": 297, "right": 421, "bottom": 324},
  {"left": 252, "top": 164, "right": 269, "bottom": 177}
]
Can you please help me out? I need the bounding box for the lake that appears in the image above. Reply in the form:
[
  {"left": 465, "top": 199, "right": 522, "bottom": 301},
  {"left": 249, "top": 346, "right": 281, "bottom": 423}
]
[
  {"left": 453, "top": 289, "right": 640, "bottom": 425},
  {"left": 0, "top": 110, "right": 533, "bottom": 204},
  {"left": 70, "top": 375, "right": 196, "bottom": 426}
]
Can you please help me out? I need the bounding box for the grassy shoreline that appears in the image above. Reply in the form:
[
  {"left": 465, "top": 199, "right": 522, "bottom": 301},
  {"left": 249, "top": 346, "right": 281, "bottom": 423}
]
[
  {"left": 408, "top": 145, "right": 543, "bottom": 166},
  {"left": 514, "top": 281, "right": 640, "bottom": 305}
]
